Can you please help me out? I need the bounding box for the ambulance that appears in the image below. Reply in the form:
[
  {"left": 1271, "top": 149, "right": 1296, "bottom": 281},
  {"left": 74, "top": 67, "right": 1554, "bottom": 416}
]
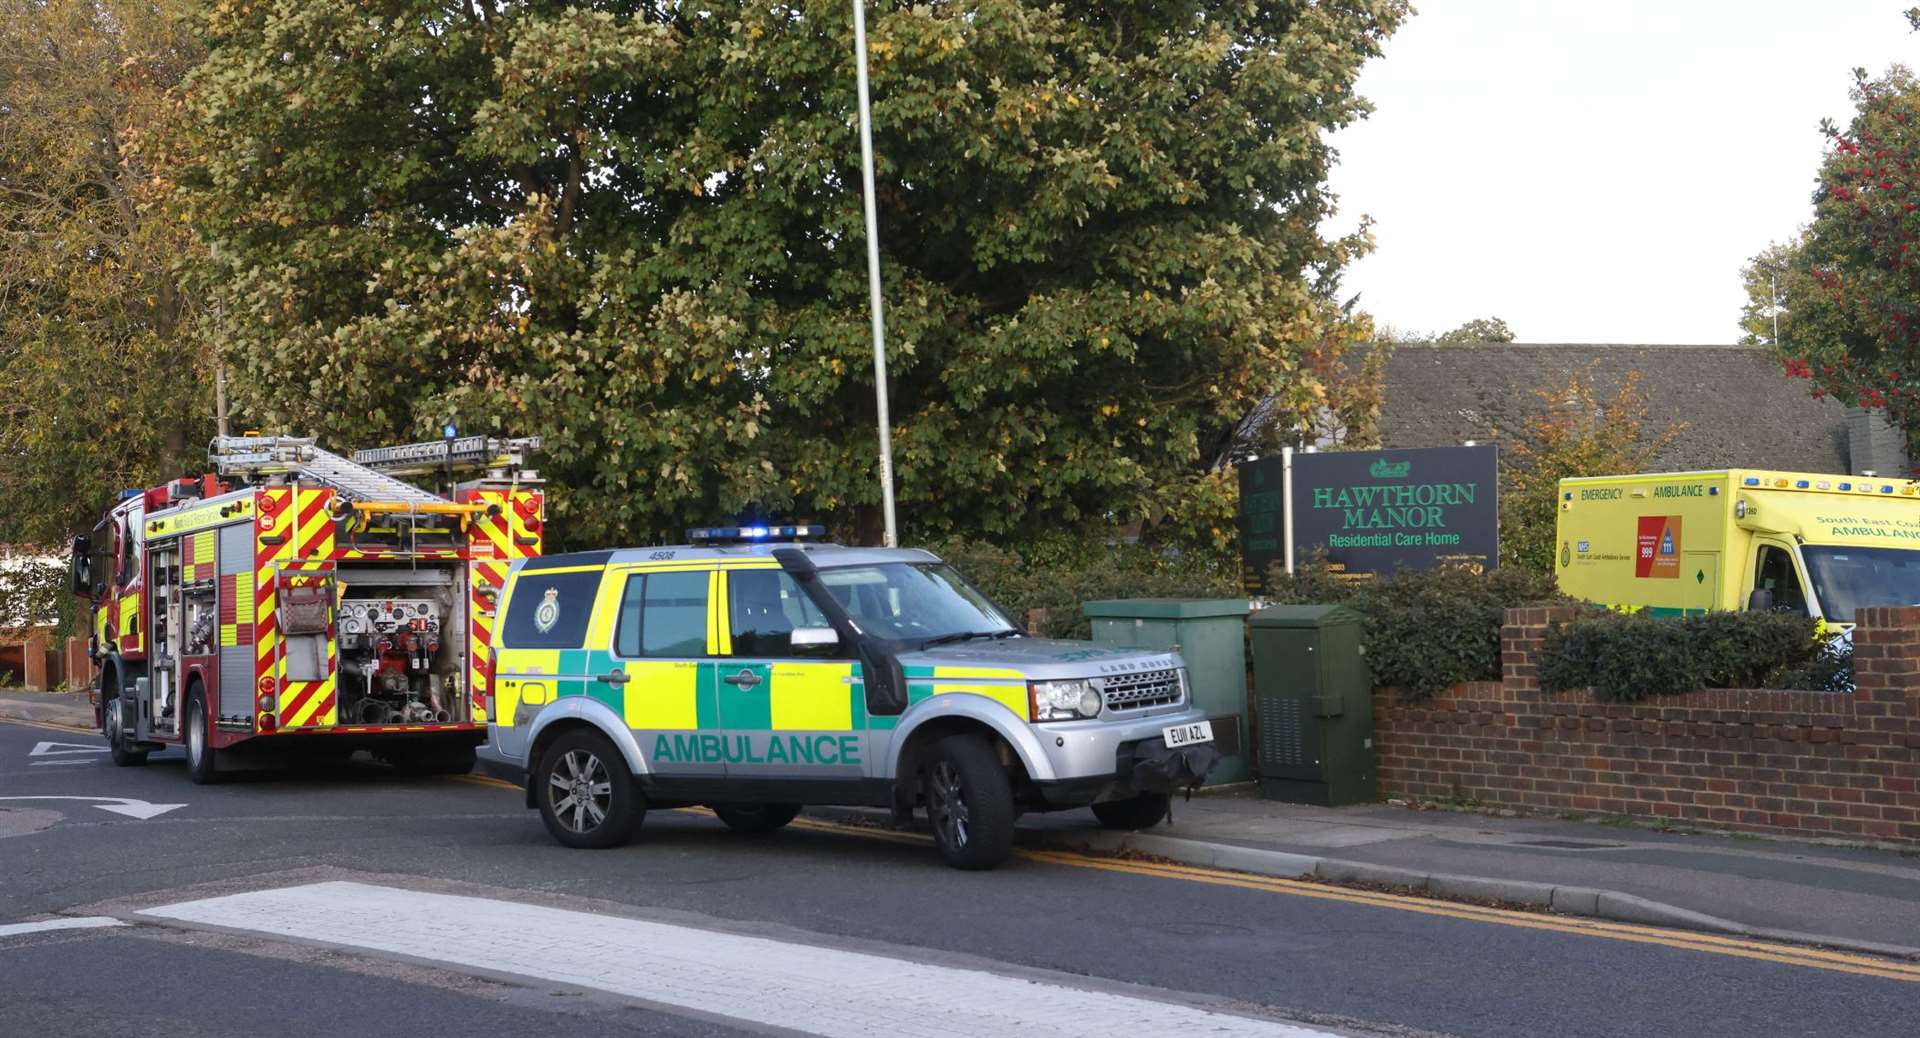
[
  {"left": 482, "top": 526, "right": 1222, "bottom": 870},
  {"left": 1555, "top": 469, "right": 1920, "bottom": 623}
]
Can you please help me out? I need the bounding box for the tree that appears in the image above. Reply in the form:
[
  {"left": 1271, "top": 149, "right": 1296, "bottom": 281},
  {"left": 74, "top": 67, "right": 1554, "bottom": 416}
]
[
  {"left": 0, "top": 0, "right": 210, "bottom": 547},
  {"left": 1754, "top": 63, "right": 1920, "bottom": 449},
  {"left": 1499, "top": 369, "right": 1682, "bottom": 575},
  {"left": 1434, "top": 316, "right": 1514, "bottom": 344},
  {"left": 182, "top": 0, "right": 1411, "bottom": 552}
]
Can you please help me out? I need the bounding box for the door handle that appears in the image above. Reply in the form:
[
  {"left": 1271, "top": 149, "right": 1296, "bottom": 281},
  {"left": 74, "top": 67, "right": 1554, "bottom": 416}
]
[
  {"left": 722, "top": 668, "right": 763, "bottom": 690},
  {"left": 596, "top": 670, "right": 629, "bottom": 685}
]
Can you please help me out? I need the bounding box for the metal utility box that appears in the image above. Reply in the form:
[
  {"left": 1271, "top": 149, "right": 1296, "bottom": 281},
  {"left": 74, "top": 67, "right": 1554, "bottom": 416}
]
[
  {"left": 1248, "top": 605, "right": 1376, "bottom": 806},
  {"left": 1082, "top": 598, "right": 1252, "bottom": 784}
]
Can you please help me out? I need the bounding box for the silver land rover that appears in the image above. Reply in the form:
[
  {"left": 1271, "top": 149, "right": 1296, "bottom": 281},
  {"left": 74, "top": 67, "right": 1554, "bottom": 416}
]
[{"left": 484, "top": 526, "right": 1220, "bottom": 869}]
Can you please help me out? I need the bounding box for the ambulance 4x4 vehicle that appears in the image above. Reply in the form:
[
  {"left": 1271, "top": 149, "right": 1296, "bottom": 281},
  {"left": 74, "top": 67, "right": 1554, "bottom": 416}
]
[{"left": 485, "top": 527, "right": 1220, "bottom": 869}]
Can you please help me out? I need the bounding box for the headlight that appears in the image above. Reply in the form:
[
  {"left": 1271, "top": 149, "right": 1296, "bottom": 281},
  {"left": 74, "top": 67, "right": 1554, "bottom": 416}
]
[{"left": 1029, "top": 679, "right": 1102, "bottom": 722}]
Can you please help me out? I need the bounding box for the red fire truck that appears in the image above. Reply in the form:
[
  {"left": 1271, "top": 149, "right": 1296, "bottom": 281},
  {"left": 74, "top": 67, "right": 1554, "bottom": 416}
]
[{"left": 72, "top": 434, "right": 544, "bottom": 782}]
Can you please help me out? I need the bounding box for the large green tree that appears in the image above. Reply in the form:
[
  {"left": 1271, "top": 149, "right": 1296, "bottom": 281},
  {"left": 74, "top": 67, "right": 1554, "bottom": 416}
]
[
  {"left": 0, "top": 0, "right": 210, "bottom": 547},
  {"left": 1748, "top": 63, "right": 1920, "bottom": 445},
  {"left": 184, "top": 0, "right": 1407, "bottom": 550}
]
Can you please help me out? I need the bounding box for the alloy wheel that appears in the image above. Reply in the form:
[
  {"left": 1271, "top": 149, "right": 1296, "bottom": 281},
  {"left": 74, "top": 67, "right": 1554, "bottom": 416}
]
[
  {"left": 929, "top": 760, "right": 971, "bottom": 850},
  {"left": 549, "top": 749, "right": 613, "bottom": 835}
]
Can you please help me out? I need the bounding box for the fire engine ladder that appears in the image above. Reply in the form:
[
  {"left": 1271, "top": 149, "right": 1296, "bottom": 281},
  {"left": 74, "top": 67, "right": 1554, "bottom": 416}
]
[{"left": 208, "top": 435, "right": 446, "bottom": 505}]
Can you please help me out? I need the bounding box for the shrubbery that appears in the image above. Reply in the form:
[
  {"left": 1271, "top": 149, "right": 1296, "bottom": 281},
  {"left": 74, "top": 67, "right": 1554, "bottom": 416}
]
[
  {"left": 1264, "top": 560, "right": 1562, "bottom": 696},
  {"left": 933, "top": 539, "right": 1240, "bottom": 641},
  {"left": 1538, "top": 610, "right": 1842, "bottom": 701}
]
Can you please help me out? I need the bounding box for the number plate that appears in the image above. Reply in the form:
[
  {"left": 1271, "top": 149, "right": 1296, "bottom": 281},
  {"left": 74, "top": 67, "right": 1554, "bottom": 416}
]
[{"left": 1162, "top": 720, "right": 1214, "bottom": 748}]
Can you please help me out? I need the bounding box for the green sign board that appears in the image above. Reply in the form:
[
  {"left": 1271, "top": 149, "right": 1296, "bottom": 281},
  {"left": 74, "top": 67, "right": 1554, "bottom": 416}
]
[{"left": 1238, "top": 446, "right": 1499, "bottom": 594}]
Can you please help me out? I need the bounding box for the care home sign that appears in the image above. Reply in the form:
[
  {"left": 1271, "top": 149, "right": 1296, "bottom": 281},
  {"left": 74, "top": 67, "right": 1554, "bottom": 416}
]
[{"left": 1238, "top": 445, "right": 1498, "bottom": 593}]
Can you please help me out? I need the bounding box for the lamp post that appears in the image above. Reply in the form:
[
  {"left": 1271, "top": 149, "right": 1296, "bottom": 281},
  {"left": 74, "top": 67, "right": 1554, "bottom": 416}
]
[{"left": 851, "top": 0, "right": 899, "bottom": 547}]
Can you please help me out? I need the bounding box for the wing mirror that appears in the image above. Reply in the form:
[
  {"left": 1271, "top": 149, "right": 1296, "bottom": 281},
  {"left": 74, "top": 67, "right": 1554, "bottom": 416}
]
[
  {"left": 70, "top": 536, "right": 91, "bottom": 596},
  {"left": 1746, "top": 587, "right": 1775, "bottom": 612},
  {"left": 790, "top": 626, "right": 839, "bottom": 649}
]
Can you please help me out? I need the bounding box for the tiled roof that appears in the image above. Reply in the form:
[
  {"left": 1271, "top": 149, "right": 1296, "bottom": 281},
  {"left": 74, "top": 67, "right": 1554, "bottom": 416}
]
[{"left": 1378, "top": 342, "right": 1853, "bottom": 473}]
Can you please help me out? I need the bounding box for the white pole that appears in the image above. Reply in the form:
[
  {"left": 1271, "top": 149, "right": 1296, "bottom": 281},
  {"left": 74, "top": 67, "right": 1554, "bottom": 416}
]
[
  {"left": 852, "top": 0, "right": 898, "bottom": 548},
  {"left": 1281, "top": 446, "right": 1296, "bottom": 576}
]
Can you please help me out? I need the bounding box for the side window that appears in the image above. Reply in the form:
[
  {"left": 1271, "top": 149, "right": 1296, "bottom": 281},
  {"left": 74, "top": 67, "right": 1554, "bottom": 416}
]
[
  {"left": 729, "top": 570, "right": 831, "bottom": 657},
  {"left": 500, "top": 569, "right": 600, "bottom": 648},
  {"left": 613, "top": 574, "right": 645, "bottom": 657},
  {"left": 1755, "top": 545, "right": 1808, "bottom": 614},
  {"left": 642, "top": 570, "right": 709, "bottom": 657},
  {"left": 116, "top": 515, "right": 135, "bottom": 587}
]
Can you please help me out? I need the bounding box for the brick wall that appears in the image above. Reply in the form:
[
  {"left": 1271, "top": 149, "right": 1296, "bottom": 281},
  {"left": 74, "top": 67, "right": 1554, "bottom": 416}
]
[{"left": 1373, "top": 606, "right": 1920, "bottom": 845}]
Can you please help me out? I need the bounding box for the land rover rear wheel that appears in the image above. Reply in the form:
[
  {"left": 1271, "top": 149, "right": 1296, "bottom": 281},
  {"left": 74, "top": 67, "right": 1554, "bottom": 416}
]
[{"left": 536, "top": 730, "right": 644, "bottom": 849}]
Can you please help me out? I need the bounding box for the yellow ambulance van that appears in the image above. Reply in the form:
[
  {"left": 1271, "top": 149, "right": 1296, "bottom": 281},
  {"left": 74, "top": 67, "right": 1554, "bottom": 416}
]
[{"left": 1556, "top": 470, "right": 1920, "bottom": 623}]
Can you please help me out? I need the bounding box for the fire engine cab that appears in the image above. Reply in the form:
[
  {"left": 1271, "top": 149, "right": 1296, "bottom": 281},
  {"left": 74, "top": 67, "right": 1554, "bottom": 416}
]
[{"left": 71, "top": 434, "right": 545, "bottom": 782}]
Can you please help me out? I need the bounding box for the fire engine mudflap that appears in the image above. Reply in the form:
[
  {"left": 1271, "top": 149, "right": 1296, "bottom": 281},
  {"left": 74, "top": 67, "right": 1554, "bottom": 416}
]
[{"left": 73, "top": 434, "right": 545, "bottom": 782}]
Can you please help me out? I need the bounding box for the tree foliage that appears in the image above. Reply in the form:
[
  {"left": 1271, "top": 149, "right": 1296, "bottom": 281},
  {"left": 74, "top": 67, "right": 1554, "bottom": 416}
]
[
  {"left": 182, "top": 0, "right": 1409, "bottom": 551},
  {"left": 1749, "top": 64, "right": 1920, "bottom": 450},
  {"left": 1433, "top": 316, "right": 1514, "bottom": 344},
  {"left": 1499, "top": 369, "right": 1682, "bottom": 575},
  {"left": 0, "top": 0, "right": 211, "bottom": 547}
]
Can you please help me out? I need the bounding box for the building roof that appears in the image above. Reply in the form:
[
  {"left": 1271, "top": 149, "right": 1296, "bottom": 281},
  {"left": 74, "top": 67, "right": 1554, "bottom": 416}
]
[{"left": 1377, "top": 342, "right": 1858, "bottom": 474}]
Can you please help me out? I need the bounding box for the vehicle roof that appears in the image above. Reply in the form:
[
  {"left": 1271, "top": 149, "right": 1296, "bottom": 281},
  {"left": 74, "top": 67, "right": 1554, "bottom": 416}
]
[{"left": 518, "top": 542, "right": 941, "bottom": 571}]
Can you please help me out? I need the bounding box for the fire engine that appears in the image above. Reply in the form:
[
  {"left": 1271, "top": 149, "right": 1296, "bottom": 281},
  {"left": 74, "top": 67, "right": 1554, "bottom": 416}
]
[{"left": 70, "top": 434, "right": 545, "bottom": 782}]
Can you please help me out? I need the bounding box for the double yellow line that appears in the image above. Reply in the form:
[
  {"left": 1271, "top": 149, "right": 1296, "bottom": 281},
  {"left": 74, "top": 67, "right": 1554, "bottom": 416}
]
[{"left": 455, "top": 775, "right": 1920, "bottom": 983}]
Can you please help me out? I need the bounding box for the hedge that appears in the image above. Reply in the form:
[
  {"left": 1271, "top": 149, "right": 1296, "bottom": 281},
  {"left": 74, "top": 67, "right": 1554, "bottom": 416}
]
[
  {"left": 1538, "top": 610, "right": 1843, "bottom": 701},
  {"left": 933, "top": 539, "right": 1240, "bottom": 641},
  {"left": 1265, "top": 561, "right": 1562, "bottom": 697}
]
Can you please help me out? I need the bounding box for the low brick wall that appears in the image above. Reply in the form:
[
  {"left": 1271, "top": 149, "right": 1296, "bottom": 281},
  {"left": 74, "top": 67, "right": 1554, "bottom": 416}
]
[{"left": 1374, "top": 606, "right": 1920, "bottom": 845}]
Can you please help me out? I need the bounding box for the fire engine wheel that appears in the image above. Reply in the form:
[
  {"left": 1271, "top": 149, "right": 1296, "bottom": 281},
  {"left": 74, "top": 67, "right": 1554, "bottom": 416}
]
[
  {"left": 923, "top": 734, "right": 1015, "bottom": 871},
  {"left": 711, "top": 803, "right": 802, "bottom": 834},
  {"left": 185, "top": 689, "right": 224, "bottom": 785},
  {"left": 102, "top": 690, "right": 147, "bottom": 768},
  {"left": 536, "top": 730, "right": 644, "bottom": 850}
]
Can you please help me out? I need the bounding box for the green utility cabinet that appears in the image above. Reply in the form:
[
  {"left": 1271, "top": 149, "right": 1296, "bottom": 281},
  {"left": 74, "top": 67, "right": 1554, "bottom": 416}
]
[
  {"left": 1082, "top": 598, "right": 1252, "bottom": 784},
  {"left": 1248, "top": 605, "right": 1376, "bottom": 806}
]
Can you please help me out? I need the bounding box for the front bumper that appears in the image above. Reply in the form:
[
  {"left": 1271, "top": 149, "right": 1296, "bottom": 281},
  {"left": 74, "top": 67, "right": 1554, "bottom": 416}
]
[{"left": 1028, "top": 708, "right": 1221, "bottom": 808}]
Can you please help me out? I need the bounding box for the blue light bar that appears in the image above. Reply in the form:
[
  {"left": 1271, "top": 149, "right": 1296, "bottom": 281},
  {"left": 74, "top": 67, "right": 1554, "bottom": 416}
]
[
  {"left": 1795, "top": 480, "right": 1810, "bottom": 489},
  {"left": 118, "top": 488, "right": 143, "bottom": 500},
  {"left": 1840, "top": 482, "right": 1853, "bottom": 491},
  {"left": 1743, "top": 477, "right": 1761, "bottom": 486},
  {"left": 1883, "top": 485, "right": 1895, "bottom": 494},
  {"left": 687, "top": 524, "right": 827, "bottom": 544}
]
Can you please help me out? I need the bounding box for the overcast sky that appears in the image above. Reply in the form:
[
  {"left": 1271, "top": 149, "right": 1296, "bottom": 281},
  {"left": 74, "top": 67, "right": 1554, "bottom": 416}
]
[{"left": 1324, "top": 1, "right": 1917, "bottom": 344}]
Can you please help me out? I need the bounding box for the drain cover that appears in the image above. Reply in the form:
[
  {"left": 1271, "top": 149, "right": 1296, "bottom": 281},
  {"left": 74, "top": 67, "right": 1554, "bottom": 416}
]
[{"left": 1517, "top": 839, "right": 1627, "bottom": 850}]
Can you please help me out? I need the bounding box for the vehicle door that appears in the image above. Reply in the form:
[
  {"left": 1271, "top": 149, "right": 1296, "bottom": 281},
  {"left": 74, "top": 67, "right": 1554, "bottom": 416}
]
[
  {"left": 605, "top": 566, "right": 725, "bottom": 779},
  {"left": 1751, "top": 541, "right": 1811, "bottom": 615},
  {"left": 491, "top": 564, "right": 603, "bottom": 757},
  {"left": 717, "top": 566, "right": 866, "bottom": 783}
]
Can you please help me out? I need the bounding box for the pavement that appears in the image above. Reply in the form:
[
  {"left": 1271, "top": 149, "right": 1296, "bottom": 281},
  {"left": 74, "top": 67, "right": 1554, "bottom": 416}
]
[
  {"left": 7, "top": 686, "right": 1920, "bottom": 958},
  {"left": 2, "top": 712, "right": 1916, "bottom": 1038}
]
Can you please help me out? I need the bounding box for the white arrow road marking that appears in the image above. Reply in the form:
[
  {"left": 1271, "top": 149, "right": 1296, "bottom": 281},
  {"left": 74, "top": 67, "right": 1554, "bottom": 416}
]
[
  {"left": 29, "top": 740, "right": 109, "bottom": 757},
  {"left": 0, "top": 796, "right": 186, "bottom": 820},
  {"left": 142, "top": 882, "right": 1338, "bottom": 1038},
  {"left": 0, "top": 917, "right": 127, "bottom": 939},
  {"left": 29, "top": 759, "right": 97, "bottom": 767}
]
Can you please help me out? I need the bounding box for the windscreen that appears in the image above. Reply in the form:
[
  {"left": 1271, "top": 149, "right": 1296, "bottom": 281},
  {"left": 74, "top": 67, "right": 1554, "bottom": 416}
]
[
  {"left": 816, "top": 563, "right": 1013, "bottom": 642},
  {"left": 1801, "top": 546, "right": 1920, "bottom": 622}
]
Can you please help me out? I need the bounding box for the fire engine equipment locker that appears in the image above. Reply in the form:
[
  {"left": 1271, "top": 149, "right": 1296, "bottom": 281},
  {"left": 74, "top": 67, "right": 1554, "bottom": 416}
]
[
  {"left": 1249, "top": 604, "right": 1375, "bottom": 806},
  {"left": 1082, "top": 597, "right": 1252, "bottom": 784}
]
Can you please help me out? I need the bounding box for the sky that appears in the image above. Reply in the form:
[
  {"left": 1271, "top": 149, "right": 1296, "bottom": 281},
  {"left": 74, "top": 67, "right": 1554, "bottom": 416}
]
[{"left": 1324, "top": 1, "right": 1918, "bottom": 344}]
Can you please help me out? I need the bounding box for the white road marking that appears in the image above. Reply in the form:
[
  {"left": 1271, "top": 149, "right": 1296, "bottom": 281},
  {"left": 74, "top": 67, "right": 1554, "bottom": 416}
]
[
  {"left": 0, "top": 796, "right": 186, "bottom": 820},
  {"left": 29, "top": 740, "right": 109, "bottom": 757},
  {"left": 0, "top": 917, "right": 127, "bottom": 939},
  {"left": 141, "top": 881, "right": 1334, "bottom": 1037},
  {"left": 29, "top": 759, "right": 96, "bottom": 767}
]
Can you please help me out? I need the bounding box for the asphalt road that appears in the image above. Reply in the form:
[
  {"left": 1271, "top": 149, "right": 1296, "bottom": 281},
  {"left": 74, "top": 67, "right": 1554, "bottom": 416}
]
[{"left": 1, "top": 718, "right": 1914, "bottom": 1038}]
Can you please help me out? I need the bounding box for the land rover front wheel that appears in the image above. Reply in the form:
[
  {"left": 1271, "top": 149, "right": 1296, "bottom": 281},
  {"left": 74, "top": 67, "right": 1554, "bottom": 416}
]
[
  {"left": 536, "top": 730, "right": 644, "bottom": 849},
  {"left": 1091, "top": 793, "right": 1170, "bottom": 830},
  {"left": 923, "top": 734, "right": 1015, "bottom": 870}
]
